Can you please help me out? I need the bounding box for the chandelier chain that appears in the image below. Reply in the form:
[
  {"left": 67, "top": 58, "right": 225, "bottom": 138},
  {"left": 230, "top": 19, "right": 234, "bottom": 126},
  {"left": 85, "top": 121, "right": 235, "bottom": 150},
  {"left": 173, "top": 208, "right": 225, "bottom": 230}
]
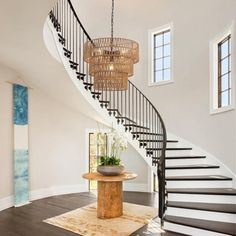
[
  {"left": 84, "top": 0, "right": 139, "bottom": 91},
  {"left": 111, "top": 0, "right": 114, "bottom": 42}
]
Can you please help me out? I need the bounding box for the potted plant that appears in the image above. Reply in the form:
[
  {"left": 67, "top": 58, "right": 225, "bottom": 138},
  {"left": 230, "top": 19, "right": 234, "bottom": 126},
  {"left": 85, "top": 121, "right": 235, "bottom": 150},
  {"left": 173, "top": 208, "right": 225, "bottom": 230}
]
[{"left": 96, "top": 129, "right": 127, "bottom": 176}]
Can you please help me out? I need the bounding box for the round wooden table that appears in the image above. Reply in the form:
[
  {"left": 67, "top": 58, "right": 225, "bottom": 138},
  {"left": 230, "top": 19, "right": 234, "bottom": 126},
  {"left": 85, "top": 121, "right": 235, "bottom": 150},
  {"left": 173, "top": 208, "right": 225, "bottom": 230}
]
[{"left": 83, "top": 172, "right": 137, "bottom": 219}]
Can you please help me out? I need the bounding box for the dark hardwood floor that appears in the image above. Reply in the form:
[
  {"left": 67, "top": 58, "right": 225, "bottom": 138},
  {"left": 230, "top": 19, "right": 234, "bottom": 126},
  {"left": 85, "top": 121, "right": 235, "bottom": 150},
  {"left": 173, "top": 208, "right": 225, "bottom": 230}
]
[{"left": 0, "top": 192, "right": 186, "bottom": 236}]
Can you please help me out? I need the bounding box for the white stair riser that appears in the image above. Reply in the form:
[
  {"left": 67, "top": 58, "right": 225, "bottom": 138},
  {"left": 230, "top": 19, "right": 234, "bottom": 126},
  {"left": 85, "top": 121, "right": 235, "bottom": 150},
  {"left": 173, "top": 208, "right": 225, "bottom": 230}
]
[
  {"left": 166, "top": 142, "right": 180, "bottom": 148},
  {"left": 164, "top": 222, "right": 230, "bottom": 236},
  {"left": 166, "top": 168, "right": 221, "bottom": 176},
  {"left": 145, "top": 142, "right": 179, "bottom": 149},
  {"left": 166, "top": 180, "right": 232, "bottom": 188},
  {"left": 166, "top": 150, "right": 193, "bottom": 156},
  {"left": 166, "top": 158, "right": 207, "bottom": 166},
  {"left": 166, "top": 207, "right": 236, "bottom": 223},
  {"left": 168, "top": 193, "right": 236, "bottom": 204}
]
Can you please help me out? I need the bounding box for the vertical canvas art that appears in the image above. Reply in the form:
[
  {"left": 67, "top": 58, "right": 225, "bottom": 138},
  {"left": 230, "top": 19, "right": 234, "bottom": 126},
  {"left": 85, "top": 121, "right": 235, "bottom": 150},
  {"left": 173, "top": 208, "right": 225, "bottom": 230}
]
[{"left": 13, "top": 84, "right": 29, "bottom": 206}]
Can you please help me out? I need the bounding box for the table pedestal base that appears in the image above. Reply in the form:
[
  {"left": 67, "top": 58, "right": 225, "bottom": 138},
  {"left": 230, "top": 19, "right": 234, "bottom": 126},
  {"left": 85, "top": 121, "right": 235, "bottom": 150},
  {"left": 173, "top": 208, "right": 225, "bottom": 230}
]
[{"left": 97, "top": 181, "right": 123, "bottom": 219}]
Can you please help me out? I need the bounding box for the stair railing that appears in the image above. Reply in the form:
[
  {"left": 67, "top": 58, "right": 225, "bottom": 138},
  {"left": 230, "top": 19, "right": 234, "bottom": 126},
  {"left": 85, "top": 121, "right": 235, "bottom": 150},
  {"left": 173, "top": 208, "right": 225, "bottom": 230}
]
[{"left": 49, "top": 0, "right": 167, "bottom": 224}]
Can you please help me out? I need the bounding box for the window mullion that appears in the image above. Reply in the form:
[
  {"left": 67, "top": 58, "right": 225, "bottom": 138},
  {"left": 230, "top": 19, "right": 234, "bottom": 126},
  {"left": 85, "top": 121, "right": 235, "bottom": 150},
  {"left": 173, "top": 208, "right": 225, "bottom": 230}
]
[{"left": 218, "top": 42, "right": 222, "bottom": 108}]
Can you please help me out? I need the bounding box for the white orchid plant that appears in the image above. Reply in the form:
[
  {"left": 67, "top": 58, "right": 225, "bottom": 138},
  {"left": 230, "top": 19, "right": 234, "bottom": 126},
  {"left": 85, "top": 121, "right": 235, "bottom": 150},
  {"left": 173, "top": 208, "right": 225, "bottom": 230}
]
[{"left": 96, "top": 128, "right": 128, "bottom": 166}]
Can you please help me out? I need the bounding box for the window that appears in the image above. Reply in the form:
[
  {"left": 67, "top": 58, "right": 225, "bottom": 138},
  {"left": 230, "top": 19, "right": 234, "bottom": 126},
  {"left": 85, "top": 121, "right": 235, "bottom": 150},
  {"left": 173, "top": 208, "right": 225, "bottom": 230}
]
[
  {"left": 89, "top": 133, "right": 107, "bottom": 190},
  {"left": 218, "top": 35, "right": 231, "bottom": 108},
  {"left": 149, "top": 24, "right": 173, "bottom": 86},
  {"left": 210, "top": 24, "right": 234, "bottom": 114},
  {"left": 153, "top": 173, "right": 158, "bottom": 192}
]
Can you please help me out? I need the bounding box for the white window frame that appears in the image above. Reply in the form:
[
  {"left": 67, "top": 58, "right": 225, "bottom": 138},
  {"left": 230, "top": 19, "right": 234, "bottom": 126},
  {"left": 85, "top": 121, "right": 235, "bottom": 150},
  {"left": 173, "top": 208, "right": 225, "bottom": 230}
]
[
  {"left": 148, "top": 23, "right": 174, "bottom": 86},
  {"left": 210, "top": 22, "right": 235, "bottom": 115}
]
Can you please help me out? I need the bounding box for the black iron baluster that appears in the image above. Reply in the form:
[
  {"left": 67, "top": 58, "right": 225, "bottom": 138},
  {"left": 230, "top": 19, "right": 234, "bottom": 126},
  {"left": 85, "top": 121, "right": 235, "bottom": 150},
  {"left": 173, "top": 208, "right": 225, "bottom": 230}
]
[
  {"left": 139, "top": 90, "right": 141, "bottom": 140},
  {"left": 61, "top": 0, "right": 63, "bottom": 37},
  {"left": 113, "top": 88, "right": 115, "bottom": 116},
  {"left": 120, "top": 90, "right": 122, "bottom": 123},
  {"left": 79, "top": 26, "right": 81, "bottom": 75},
  {"left": 82, "top": 33, "right": 85, "bottom": 81},
  {"left": 125, "top": 87, "right": 127, "bottom": 125},
  {"left": 68, "top": 2, "right": 71, "bottom": 52},
  {"left": 66, "top": 1, "right": 68, "bottom": 50},
  {"left": 75, "top": 16, "right": 78, "bottom": 66},
  {"left": 73, "top": 14, "right": 75, "bottom": 64},
  {"left": 128, "top": 83, "right": 130, "bottom": 129},
  {"left": 56, "top": 2, "right": 58, "bottom": 30}
]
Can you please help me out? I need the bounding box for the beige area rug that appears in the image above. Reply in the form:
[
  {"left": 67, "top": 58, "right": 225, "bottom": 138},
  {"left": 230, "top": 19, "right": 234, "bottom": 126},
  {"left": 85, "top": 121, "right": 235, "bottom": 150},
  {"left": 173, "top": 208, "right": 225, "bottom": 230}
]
[{"left": 44, "top": 202, "right": 159, "bottom": 236}]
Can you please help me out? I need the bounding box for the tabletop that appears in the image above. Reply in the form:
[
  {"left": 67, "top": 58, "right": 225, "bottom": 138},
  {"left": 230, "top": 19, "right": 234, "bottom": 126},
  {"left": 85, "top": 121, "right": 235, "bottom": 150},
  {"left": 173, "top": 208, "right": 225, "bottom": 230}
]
[{"left": 82, "top": 172, "right": 137, "bottom": 182}]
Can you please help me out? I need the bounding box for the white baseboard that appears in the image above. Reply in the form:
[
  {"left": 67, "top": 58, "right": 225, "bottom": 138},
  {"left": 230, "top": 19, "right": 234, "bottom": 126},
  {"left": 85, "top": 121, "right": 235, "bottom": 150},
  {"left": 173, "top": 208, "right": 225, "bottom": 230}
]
[
  {"left": 123, "top": 183, "right": 148, "bottom": 192},
  {"left": 30, "top": 184, "right": 87, "bottom": 201},
  {"left": 0, "top": 183, "right": 148, "bottom": 212},
  {"left": 15, "top": 201, "right": 31, "bottom": 208},
  {"left": 0, "top": 184, "right": 87, "bottom": 212},
  {"left": 0, "top": 196, "right": 14, "bottom": 211}
]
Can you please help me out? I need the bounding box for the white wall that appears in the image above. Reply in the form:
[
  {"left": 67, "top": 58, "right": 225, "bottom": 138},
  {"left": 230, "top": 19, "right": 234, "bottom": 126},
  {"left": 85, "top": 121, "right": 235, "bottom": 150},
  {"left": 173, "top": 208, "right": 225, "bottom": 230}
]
[
  {"left": 0, "top": 64, "right": 149, "bottom": 203},
  {"left": 75, "top": 0, "right": 236, "bottom": 174},
  {"left": 0, "top": 64, "right": 97, "bottom": 200},
  {"left": 121, "top": 144, "right": 150, "bottom": 192}
]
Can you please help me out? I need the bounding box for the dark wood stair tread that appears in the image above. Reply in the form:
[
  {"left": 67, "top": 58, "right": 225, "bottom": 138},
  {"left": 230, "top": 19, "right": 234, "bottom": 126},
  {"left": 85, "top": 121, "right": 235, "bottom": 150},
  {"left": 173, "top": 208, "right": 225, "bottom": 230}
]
[
  {"left": 91, "top": 91, "right": 101, "bottom": 95},
  {"left": 166, "top": 155, "right": 206, "bottom": 160},
  {"left": 167, "top": 201, "right": 236, "bottom": 214},
  {"left": 167, "top": 188, "right": 236, "bottom": 195},
  {"left": 166, "top": 164, "right": 220, "bottom": 170},
  {"left": 139, "top": 139, "right": 178, "bottom": 143},
  {"left": 76, "top": 72, "right": 86, "bottom": 76},
  {"left": 162, "top": 230, "right": 190, "bottom": 236},
  {"left": 153, "top": 155, "right": 206, "bottom": 160},
  {"left": 124, "top": 124, "right": 149, "bottom": 130},
  {"left": 147, "top": 147, "right": 192, "bottom": 151},
  {"left": 99, "top": 100, "right": 109, "bottom": 103},
  {"left": 115, "top": 116, "right": 136, "bottom": 123},
  {"left": 131, "top": 131, "right": 163, "bottom": 136},
  {"left": 83, "top": 82, "right": 93, "bottom": 86},
  {"left": 164, "top": 215, "right": 236, "bottom": 235},
  {"left": 166, "top": 175, "right": 232, "bottom": 181},
  {"left": 68, "top": 60, "right": 78, "bottom": 65},
  {"left": 107, "top": 108, "right": 121, "bottom": 115}
]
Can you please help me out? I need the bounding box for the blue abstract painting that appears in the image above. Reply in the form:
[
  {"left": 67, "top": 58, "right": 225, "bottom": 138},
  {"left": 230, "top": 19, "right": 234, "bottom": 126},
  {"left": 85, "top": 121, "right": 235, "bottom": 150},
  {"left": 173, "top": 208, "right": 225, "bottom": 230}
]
[
  {"left": 14, "top": 149, "right": 29, "bottom": 206},
  {"left": 13, "top": 84, "right": 29, "bottom": 206},
  {"left": 13, "top": 84, "right": 28, "bottom": 125}
]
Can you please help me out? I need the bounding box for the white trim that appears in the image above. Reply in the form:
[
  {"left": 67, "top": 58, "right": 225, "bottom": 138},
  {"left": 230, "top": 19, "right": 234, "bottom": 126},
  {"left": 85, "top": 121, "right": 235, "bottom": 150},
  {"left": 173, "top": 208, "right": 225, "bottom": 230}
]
[
  {"left": 30, "top": 184, "right": 87, "bottom": 201},
  {"left": 15, "top": 201, "right": 31, "bottom": 208},
  {"left": 148, "top": 22, "right": 174, "bottom": 87},
  {"left": 0, "top": 182, "right": 149, "bottom": 212},
  {"left": 210, "top": 104, "right": 234, "bottom": 115},
  {"left": 149, "top": 80, "right": 174, "bottom": 87},
  {"left": 0, "top": 196, "right": 14, "bottom": 211},
  {"left": 210, "top": 22, "right": 235, "bottom": 115}
]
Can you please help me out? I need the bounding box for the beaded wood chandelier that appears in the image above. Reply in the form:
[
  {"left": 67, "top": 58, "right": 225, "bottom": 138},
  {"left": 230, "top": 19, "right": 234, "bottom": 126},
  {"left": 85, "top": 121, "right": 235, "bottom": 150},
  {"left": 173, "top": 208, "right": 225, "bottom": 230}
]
[{"left": 84, "top": 0, "right": 139, "bottom": 91}]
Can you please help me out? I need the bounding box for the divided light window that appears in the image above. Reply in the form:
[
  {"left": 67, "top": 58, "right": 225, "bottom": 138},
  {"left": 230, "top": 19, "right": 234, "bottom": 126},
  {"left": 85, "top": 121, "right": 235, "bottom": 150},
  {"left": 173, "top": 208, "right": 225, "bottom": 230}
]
[
  {"left": 89, "top": 133, "right": 107, "bottom": 190},
  {"left": 218, "top": 35, "right": 231, "bottom": 108},
  {"left": 154, "top": 29, "right": 171, "bottom": 83}
]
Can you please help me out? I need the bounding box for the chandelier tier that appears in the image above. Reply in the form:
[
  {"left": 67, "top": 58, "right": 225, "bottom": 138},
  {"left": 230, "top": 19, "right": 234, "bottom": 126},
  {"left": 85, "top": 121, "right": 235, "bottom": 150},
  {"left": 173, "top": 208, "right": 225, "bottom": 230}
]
[{"left": 83, "top": 0, "right": 139, "bottom": 91}]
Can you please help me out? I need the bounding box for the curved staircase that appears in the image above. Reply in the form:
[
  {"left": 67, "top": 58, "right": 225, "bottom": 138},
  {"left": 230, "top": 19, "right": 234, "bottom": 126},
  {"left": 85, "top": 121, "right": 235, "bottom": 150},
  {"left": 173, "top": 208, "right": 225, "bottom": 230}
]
[{"left": 46, "top": 1, "right": 236, "bottom": 235}]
